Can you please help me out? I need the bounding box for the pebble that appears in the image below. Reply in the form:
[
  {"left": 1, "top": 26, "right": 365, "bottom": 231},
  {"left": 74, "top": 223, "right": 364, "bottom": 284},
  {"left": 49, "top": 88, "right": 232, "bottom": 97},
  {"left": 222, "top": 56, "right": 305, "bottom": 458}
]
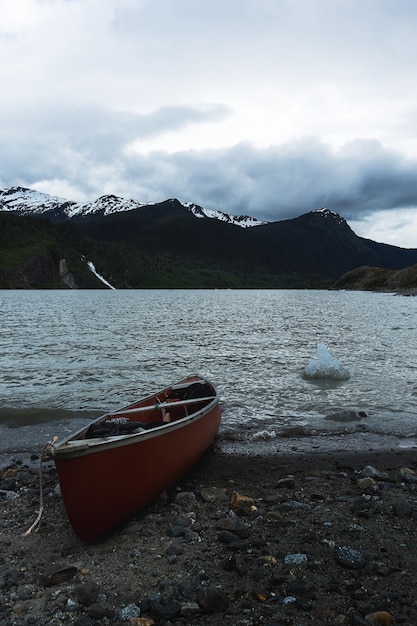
[
  {"left": 74, "top": 581, "right": 99, "bottom": 607},
  {"left": 39, "top": 564, "right": 78, "bottom": 587},
  {"left": 336, "top": 546, "right": 367, "bottom": 569},
  {"left": 198, "top": 587, "right": 229, "bottom": 612},
  {"left": 174, "top": 491, "right": 196, "bottom": 508},
  {"left": 180, "top": 600, "right": 201, "bottom": 618},
  {"left": 119, "top": 603, "right": 141, "bottom": 621},
  {"left": 357, "top": 477, "right": 377, "bottom": 490},
  {"left": 283, "top": 595, "right": 297, "bottom": 605},
  {"left": 276, "top": 500, "right": 310, "bottom": 512},
  {"left": 283, "top": 553, "right": 308, "bottom": 566},
  {"left": 392, "top": 500, "right": 413, "bottom": 518},
  {"left": 360, "top": 465, "right": 388, "bottom": 479},
  {"left": 364, "top": 610, "right": 394, "bottom": 625},
  {"left": 0, "top": 489, "right": 20, "bottom": 499},
  {"left": 230, "top": 493, "right": 256, "bottom": 515},
  {"left": 399, "top": 467, "right": 417, "bottom": 483}
]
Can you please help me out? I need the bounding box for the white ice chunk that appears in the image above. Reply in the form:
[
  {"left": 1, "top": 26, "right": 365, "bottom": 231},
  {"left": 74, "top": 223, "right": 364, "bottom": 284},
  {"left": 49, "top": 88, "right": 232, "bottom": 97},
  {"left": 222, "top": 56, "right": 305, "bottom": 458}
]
[{"left": 304, "top": 343, "right": 350, "bottom": 380}]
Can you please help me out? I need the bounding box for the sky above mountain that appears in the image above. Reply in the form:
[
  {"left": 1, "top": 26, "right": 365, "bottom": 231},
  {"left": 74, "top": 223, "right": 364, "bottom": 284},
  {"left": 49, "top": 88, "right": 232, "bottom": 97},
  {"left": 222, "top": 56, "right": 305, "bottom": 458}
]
[{"left": 2, "top": 0, "right": 417, "bottom": 247}]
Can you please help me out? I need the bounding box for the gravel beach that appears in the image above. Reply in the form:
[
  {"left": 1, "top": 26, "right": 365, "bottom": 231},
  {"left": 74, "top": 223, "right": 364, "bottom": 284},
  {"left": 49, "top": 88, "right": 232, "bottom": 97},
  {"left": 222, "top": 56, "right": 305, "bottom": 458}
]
[{"left": 1, "top": 445, "right": 417, "bottom": 625}]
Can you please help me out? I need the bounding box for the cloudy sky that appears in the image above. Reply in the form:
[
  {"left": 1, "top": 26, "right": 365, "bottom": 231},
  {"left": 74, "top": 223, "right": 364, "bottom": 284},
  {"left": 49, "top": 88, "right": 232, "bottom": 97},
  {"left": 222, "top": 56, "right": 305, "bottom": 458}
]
[{"left": 2, "top": 0, "right": 417, "bottom": 247}]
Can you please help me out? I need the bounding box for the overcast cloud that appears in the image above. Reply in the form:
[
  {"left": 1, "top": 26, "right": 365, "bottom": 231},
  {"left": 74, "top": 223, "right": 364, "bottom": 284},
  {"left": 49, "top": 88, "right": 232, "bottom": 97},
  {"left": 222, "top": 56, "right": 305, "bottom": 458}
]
[{"left": 2, "top": 0, "right": 417, "bottom": 246}]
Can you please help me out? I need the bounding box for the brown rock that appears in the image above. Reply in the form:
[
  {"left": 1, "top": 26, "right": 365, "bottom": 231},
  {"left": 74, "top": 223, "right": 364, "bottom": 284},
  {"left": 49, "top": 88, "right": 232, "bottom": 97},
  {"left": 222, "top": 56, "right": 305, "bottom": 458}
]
[
  {"left": 364, "top": 611, "right": 394, "bottom": 625},
  {"left": 230, "top": 493, "right": 256, "bottom": 515},
  {"left": 39, "top": 565, "right": 78, "bottom": 587},
  {"left": 74, "top": 581, "right": 99, "bottom": 607}
]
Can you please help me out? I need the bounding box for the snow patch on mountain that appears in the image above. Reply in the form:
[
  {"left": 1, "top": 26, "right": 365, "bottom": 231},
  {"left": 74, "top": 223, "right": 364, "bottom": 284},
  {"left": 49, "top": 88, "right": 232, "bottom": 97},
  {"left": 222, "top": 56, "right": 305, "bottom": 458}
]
[
  {"left": 0, "top": 186, "right": 269, "bottom": 228},
  {"left": 1, "top": 186, "right": 345, "bottom": 231},
  {"left": 0, "top": 186, "right": 68, "bottom": 215},
  {"left": 185, "top": 203, "right": 267, "bottom": 228},
  {"left": 66, "top": 195, "right": 151, "bottom": 218},
  {"left": 312, "top": 208, "right": 347, "bottom": 226}
]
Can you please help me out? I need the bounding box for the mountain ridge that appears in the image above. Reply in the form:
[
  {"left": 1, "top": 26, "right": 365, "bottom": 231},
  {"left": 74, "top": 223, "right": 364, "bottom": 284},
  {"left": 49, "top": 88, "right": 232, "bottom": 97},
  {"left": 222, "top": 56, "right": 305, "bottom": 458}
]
[
  {"left": 1, "top": 186, "right": 417, "bottom": 290},
  {"left": 0, "top": 186, "right": 266, "bottom": 228}
]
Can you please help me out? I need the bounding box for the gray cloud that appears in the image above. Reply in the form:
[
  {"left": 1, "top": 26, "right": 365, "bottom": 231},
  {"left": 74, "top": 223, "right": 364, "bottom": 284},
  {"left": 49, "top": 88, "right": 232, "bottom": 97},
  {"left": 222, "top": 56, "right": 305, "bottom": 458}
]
[
  {"left": 2, "top": 103, "right": 417, "bottom": 224},
  {"left": 2, "top": 0, "right": 417, "bottom": 245},
  {"left": 2, "top": 112, "right": 417, "bottom": 223},
  {"left": 120, "top": 138, "right": 417, "bottom": 222}
]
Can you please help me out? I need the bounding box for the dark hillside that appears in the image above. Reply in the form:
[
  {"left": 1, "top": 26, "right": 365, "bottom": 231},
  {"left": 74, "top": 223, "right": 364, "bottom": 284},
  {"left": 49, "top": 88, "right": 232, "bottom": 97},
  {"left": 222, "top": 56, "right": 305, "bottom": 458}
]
[
  {"left": 3, "top": 192, "right": 417, "bottom": 289},
  {"left": 78, "top": 206, "right": 417, "bottom": 285},
  {"left": 0, "top": 213, "right": 102, "bottom": 289}
]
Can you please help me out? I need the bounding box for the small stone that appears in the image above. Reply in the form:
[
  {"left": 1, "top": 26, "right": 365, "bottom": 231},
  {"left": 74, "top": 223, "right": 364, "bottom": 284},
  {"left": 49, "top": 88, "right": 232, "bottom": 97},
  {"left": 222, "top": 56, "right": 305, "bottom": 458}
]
[
  {"left": 74, "top": 581, "right": 99, "bottom": 607},
  {"left": 265, "top": 511, "right": 285, "bottom": 521},
  {"left": 357, "top": 477, "right": 377, "bottom": 490},
  {"left": 276, "top": 500, "right": 310, "bottom": 512},
  {"left": 167, "top": 524, "right": 186, "bottom": 537},
  {"left": 283, "top": 595, "right": 297, "bottom": 605},
  {"left": 399, "top": 467, "right": 417, "bottom": 483},
  {"left": 119, "top": 603, "right": 141, "bottom": 621},
  {"left": 252, "top": 589, "right": 268, "bottom": 602},
  {"left": 392, "top": 501, "right": 413, "bottom": 518},
  {"left": 276, "top": 477, "right": 296, "bottom": 489},
  {"left": 230, "top": 493, "right": 256, "bottom": 515},
  {"left": 215, "top": 515, "right": 249, "bottom": 536},
  {"left": 218, "top": 530, "right": 240, "bottom": 544},
  {"left": 40, "top": 565, "right": 78, "bottom": 587},
  {"left": 198, "top": 587, "right": 229, "bottom": 613},
  {"left": 346, "top": 523, "right": 365, "bottom": 533},
  {"left": 180, "top": 601, "right": 201, "bottom": 618},
  {"left": 2, "top": 490, "right": 19, "bottom": 499},
  {"left": 1, "top": 477, "right": 17, "bottom": 490},
  {"left": 12, "top": 602, "right": 27, "bottom": 616},
  {"left": 2, "top": 468, "right": 19, "bottom": 479},
  {"left": 364, "top": 610, "right": 394, "bottom": 625},
  {"left": 336, "top": 546, "right": 367, "bottom": 569},
  {"left": 361, "top": 465, "right": 388, "bottom": 480},
  {"left": 174, "top": 491, "right": 196, "bottom": 508},
  {"left": 284, "top": 553, "right": 308, "bottom": 567}
]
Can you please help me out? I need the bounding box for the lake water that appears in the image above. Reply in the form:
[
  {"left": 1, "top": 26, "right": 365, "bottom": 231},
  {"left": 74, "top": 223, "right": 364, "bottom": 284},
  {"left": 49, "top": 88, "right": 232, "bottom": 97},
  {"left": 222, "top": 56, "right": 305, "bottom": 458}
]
[{"left": 1, "top": 289, "right": 417, "bottom": 461}]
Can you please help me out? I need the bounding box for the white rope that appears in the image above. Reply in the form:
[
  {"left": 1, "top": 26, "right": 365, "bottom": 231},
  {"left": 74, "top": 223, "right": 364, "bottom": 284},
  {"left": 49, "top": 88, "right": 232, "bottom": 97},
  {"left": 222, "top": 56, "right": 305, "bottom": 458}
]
[{"left": 22, "top": 436, "right": 58, "bottom": 537}]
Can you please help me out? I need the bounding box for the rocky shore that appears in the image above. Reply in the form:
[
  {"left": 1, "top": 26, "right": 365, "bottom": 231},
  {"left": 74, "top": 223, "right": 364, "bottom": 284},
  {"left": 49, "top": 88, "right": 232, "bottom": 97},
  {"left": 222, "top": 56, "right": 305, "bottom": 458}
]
[{"left": 1, "top": 446, "right": 417, "bottom": 625}]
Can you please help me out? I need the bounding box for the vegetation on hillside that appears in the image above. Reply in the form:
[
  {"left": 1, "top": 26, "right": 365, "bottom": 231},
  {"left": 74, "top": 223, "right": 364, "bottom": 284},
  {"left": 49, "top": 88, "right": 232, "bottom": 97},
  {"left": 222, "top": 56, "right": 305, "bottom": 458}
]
[{"left": 2, "top": 204, "right": 417, "bottom": 290}]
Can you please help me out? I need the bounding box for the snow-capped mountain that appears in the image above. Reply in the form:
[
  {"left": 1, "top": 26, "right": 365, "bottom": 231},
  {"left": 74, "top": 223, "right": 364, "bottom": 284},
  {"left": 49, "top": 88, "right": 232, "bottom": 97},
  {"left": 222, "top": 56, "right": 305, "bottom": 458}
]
[
  {"left": 312, "top": 207, "right": 347, "bottom": 226},
  {"left": 0, "top": 187, "right": 69, "bottom": 215},
  {"left": 185, "top": 202, "right": 267, "bottom": 228},
  {"left": 0, "top": 186, "right": 266, "bottom": 228}
]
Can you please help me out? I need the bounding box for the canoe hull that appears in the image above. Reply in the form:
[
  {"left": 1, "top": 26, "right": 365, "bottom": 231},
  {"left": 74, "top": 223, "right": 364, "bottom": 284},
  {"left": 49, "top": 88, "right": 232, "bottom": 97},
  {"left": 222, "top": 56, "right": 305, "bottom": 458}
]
[{"left": 53, "top": 376, "right": 221, "bottom": 543}]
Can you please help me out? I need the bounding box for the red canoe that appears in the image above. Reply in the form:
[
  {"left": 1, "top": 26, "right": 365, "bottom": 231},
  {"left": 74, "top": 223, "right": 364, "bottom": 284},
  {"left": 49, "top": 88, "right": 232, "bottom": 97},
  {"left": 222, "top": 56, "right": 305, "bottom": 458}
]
[{"left": 52, "top": 375, "right": 221, "bottom": 543}]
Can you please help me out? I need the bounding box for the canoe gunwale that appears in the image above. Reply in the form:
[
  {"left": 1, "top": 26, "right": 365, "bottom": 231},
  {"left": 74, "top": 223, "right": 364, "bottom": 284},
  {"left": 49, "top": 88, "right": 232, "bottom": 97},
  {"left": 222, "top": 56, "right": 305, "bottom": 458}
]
[{"left": 53, "top": 376, "right": 219, "bottom": 460}]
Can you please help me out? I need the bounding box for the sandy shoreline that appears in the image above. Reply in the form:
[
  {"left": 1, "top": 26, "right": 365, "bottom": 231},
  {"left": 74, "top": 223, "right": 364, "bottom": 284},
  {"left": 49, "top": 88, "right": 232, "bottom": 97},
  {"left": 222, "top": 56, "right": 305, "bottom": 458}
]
[{"left": 1, "top": 445, "right": 417, "bottom": 625}]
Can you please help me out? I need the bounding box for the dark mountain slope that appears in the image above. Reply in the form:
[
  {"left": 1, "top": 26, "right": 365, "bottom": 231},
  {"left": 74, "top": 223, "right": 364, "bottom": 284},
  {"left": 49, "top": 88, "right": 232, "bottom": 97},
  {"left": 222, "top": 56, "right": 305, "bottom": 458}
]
[
  {"left": 0, "top": 212, "right": 248, "bottom": 289},
  {"left": 78, "top": 205, "right": 417, "bottom": 285},
  {"left": 332, "top": 264, "right": 417, "bottom": 293},
  {"left": 2, "top": 189, "right": 417, "bottom": 289},
  {"left": 0, "top": 213, "right": 103, "bottom": 289}
]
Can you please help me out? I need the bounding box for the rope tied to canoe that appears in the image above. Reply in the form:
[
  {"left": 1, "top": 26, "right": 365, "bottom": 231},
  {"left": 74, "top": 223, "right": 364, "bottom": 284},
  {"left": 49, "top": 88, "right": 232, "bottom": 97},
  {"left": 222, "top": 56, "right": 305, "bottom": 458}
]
[{"left": 22, "top": 436, "right": 58, "bottom": 537}]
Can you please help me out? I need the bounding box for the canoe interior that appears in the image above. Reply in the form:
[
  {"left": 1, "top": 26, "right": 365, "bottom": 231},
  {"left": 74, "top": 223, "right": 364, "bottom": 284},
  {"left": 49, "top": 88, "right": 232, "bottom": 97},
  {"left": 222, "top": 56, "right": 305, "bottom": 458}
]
[{"left": 58, "top": 375, "right": 215, "bottom": 445}]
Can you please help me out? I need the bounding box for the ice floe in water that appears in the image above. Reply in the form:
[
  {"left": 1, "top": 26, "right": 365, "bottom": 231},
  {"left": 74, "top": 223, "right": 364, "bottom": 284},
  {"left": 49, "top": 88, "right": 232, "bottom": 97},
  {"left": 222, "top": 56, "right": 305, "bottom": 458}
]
[{"left": 304, "top": 343, "right": 350, "bottom": 380}]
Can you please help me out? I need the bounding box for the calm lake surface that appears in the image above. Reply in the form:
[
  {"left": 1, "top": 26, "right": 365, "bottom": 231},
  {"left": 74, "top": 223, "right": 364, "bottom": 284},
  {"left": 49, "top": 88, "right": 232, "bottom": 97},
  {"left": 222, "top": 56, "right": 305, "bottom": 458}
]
[{"left": 1, "top": 289, "right": 417, "bottom": 459}]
